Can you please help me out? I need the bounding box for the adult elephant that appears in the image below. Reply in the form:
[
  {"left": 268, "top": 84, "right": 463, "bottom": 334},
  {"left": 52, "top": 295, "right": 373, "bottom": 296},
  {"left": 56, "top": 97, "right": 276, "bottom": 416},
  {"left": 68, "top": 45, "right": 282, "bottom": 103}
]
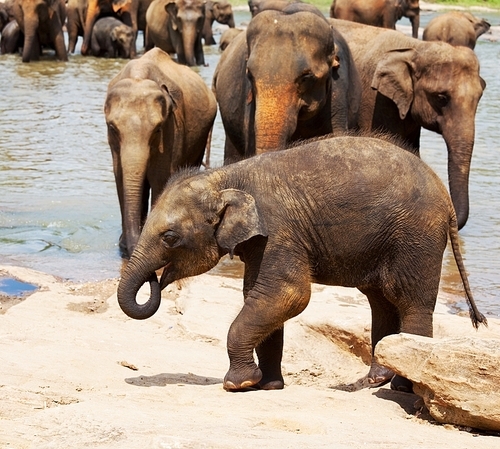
[
  {"left": 202, "top": 0, "right": 234, "bottom": 46},
  {"left": 247, "top": 0, "right": 300, "bottom": 17},
  {"left": 12, "top": 0, "right": 67, "bottom": 62},
  {"left": 116, "top": 135, "right": 487, "bottom": 392},
  {"left": 330, "top": 0, "right": 420, "bottom": 39},
  {"left": 330, "top": 19, "right": 485, "bottom": 230},
  {"left": 212, "top": 5, "right": 361, "bottom": 163},
  {"left": 104, "top": 48, "right": 217, "bottom": 258},
  {"left": 145, "top": 0, "right": 206, "bottom": 66},
  {"left": 423, "top": 11, "right": 490, "bottom": 50},
  {"left": 81, "top": 0, "right": 153, "bottom": 57}
]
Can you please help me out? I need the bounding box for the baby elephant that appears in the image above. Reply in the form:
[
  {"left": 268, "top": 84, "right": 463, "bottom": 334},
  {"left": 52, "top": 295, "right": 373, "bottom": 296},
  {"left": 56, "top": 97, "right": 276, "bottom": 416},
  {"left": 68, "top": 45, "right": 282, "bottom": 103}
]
[
  {"left": 117, "top": 135, "right": 487, "bottom": 392},
  {"left": 91, "top": 16, "right": 135, "bottom": 58}
]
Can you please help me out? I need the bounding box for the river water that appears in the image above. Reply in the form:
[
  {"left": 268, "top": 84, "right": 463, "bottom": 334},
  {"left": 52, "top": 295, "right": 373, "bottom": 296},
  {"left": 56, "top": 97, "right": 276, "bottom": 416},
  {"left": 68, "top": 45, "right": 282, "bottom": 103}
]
[{"left": 0, "top": 8, "right": 499, "bottom": 317}]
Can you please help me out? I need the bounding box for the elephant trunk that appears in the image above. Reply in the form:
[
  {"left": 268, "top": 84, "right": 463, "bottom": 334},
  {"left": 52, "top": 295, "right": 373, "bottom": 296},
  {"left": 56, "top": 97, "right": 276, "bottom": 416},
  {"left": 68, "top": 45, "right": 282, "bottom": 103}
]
[
  {"left": 121, "top": 151, "right": 149, "bottom": 257},
  {"left": 22, "top": 16, "right": 39, "bottom": 62},
  {"left": 81, "top": 3, "right": 99, "bottom": 55},
  {"left": 410, "top": 13, "right": 420, "bottom": 39},
  {"left": 50, "top": 17, "right": 68, "bottom": 61},
  {"left": 180, "top": 19, "right": 198, "bottom": 66},
  {"left": 117, "top": 251, "right": 162, "bottom": 320},
  {"left": 444, "top": 131, "right": 474, "bottom": 230},
  {"left": 254, "top": 85, "right": 298, "bottom": 153}
]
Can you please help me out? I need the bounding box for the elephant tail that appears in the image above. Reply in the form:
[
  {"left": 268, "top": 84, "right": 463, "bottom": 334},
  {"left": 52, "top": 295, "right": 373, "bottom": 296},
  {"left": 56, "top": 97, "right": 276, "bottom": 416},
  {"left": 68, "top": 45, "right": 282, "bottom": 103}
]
[{"left": 448, "top": 211, "right": 488, "bottom": 329}]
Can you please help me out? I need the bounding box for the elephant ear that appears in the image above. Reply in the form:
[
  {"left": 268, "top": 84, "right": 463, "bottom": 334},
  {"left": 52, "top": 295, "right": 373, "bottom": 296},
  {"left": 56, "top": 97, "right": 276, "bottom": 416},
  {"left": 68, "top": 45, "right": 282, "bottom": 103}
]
[
  {"left": 166, "top": 2, "right": 179, "bottom": 30},
  {"left": 372, "top": 48, "right": 416, "bottom": 120},
  {"left": 215, "top": 189, "right": 268, "bottom": 258}
]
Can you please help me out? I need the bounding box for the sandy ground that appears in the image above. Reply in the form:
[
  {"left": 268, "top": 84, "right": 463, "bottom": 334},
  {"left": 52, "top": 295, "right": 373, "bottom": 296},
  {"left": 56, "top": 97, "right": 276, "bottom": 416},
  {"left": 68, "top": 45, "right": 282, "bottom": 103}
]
[{"left": 1, "top": 262, "right": 499, "bottom": 448}]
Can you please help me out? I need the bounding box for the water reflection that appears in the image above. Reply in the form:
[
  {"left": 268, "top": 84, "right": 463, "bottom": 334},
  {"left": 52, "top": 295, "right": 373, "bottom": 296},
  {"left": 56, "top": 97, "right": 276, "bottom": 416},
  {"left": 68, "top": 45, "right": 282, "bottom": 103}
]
[{"left": 0, "top": 9, "right": 499, "bottom": 317}]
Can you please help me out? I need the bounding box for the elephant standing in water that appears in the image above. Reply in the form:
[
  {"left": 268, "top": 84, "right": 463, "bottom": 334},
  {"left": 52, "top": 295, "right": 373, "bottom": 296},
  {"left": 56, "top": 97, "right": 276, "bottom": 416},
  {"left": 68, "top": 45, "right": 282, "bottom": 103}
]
[
  {"left": 145, "top": 0, "right": 206, "bottom": 66},
  {"left": 423, "top": 11, "right": 491, "bottom": 50},
  {"left": 116, "top": 135, "right": 487, "bottom": 392},
  {"left": 330, "top": 18, "right": 485, "bottom": 230},
  {"left": 202, "top": 0, "right": 235, "bottom": 46},
  {"left": 330, "top": 0, "right": 420, "bottom": 39},
  {"left": 80, "top": 0, "right": 153, "bottom": 57},
  {"left": 12, "top": 0, "right": 67, "bottom": 62},
  {"left": 90, "top": 16, "right": 135, "bottom": 58},
  {"left": 212, "top": 5, "right": 361, "bottom": 163},
  {"left": 104, "top": 48, "right": 217, "bottom": 258}
]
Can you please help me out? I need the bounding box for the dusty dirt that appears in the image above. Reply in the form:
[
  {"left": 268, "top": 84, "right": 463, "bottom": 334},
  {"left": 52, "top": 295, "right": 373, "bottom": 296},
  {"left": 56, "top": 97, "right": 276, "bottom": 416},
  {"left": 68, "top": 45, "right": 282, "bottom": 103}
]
[{"left": 1, "top": 263, "right": 499, "bottom": 448}]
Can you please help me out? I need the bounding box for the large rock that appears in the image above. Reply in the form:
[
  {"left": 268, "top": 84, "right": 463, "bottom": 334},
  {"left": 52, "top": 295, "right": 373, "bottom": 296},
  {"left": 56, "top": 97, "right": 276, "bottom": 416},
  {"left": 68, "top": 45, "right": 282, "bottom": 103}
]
[{"left": 375, "top": 333, "right": 500, "bottom": 432}]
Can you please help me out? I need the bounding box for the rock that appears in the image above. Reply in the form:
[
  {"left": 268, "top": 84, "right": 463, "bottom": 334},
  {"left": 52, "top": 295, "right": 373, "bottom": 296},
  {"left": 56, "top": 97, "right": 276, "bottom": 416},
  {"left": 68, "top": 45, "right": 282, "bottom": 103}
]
[{"left": 375, "top": 333, "right": 500, "bottom": 432}]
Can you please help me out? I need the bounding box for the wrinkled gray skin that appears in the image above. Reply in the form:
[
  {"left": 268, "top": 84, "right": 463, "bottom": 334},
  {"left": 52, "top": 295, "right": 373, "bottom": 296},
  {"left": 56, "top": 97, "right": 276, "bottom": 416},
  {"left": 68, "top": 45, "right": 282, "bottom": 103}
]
[
  {"left": 330, "top": 0, "right": 420, "bottom": 39},
  {"left": 423, "top": 11, "right": 491, "bottom": 50},
  {"left": 213, "top": 5, "right": 361, "bottom": 163},
  {"left": 202, "top": 0, "right": 234, "bottom": 45},
  {"left": 117, "top": 135, "right": 487, "bottom": 393},
  {"left": 90, "top": 16, "right": 134, "bottom": 57},
  {"left": 331, "top": 18, "right": 485, "bottom": 230},
  {"left": 145, "top": 0, "right": 206, "bottom": 66},
  {"left": 0, "top": 19, "right": 23, "bottom": 54},
  {"left": 104, "top": 48, "right": 217, "bottom": 258},
  {"left": 12, "top": 0, "right": 67, "bottom": 62}
]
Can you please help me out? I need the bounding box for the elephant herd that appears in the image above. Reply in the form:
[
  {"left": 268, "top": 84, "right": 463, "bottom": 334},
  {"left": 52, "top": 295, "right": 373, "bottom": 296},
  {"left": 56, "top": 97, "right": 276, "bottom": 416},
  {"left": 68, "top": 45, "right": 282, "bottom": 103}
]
[
  {"left": 100, "top": 2, "right": 490, "bottom": 393},
  {"left": 0, "top": 0, "right": 235, "bottom": 62},
  {"left": 1, "top": 0, "right": 491, "bottom": 392}
]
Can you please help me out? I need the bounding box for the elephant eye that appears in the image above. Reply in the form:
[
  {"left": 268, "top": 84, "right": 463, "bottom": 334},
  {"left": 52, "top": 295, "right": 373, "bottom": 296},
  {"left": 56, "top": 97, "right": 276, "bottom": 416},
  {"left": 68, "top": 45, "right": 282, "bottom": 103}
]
[
  {"left": 162, "top": 231, "right": 181, "bottom": 248},
  {"left": 107, "top": 122, "right": 119, "bottom": 137},
  {"left": 435, "top": 93, "right": 449, "bottom": 108},
  {"left": 298, "top": 72, "right": 317, "bottom": 92}
]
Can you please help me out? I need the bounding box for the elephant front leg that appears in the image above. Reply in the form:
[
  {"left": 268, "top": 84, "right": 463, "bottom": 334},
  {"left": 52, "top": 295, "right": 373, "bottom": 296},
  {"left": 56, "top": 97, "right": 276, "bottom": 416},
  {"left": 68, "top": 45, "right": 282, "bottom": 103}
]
[
  {"left": 255, "top": 327, "right": 284, "bottom": 390},
  {"left": 223, "top": 304, "right": 265, "bottom": 391},
  {"left": 223, "top": 275, "right": 310, "bottom": 391}
]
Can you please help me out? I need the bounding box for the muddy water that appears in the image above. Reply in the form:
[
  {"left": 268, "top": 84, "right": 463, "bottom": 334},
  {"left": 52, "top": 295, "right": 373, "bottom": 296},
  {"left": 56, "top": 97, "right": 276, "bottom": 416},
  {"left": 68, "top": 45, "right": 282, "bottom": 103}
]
[{"left": 0, "top": 9, "right": 499, "bottom": 316}]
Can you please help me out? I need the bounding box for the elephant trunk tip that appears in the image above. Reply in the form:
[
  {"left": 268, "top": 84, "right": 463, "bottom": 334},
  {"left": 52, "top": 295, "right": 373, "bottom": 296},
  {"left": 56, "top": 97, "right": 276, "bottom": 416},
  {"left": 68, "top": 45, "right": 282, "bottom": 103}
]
[{"left": 117, "top": 273, "right": 162, "bottom": 320}]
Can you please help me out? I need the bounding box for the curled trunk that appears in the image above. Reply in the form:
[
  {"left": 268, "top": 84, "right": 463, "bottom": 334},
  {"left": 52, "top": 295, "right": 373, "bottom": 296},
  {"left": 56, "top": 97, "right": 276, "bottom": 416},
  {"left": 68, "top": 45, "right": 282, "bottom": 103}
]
[{"left": 117, "top": 253, "right": 162, "bottom": 320}]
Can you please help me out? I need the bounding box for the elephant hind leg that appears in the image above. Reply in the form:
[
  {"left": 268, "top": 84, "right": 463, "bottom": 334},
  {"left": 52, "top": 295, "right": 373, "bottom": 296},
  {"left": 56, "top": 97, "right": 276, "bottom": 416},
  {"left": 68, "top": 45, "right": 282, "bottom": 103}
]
[
  {"left": 359, "top": 286, "right": 400, "bottom": 386},
  {"left": 255, "top": 327, "right": 284, "bottom": 390}
]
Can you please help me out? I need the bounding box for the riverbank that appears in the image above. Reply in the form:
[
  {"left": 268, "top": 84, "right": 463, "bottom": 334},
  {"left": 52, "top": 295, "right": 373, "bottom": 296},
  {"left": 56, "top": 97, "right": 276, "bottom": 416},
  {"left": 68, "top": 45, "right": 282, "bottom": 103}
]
[{"left": 1, "top": 264, "right": 499, "bottom": 447}]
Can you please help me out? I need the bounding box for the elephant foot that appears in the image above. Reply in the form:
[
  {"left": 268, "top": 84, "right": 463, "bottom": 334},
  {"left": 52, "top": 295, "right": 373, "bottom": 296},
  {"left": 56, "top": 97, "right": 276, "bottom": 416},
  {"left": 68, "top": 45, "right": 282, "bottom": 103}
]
[
  {"left": 257, "top": 379, "right": 284, "bottom": 390},
  {"left": 390, "top": 375, "right": 414, "bottom": 393},
  {"left": 367, "top": 361, "right": 395, "bottom": 385},
  {"left": 223, "top": 365, "right": 262, "bottom": 391}
]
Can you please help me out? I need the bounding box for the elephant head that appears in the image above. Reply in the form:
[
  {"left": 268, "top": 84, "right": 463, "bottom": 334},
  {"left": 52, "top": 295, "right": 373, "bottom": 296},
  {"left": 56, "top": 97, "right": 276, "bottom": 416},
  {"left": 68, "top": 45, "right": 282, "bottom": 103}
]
[
  {"left": 117, "top": 172, "right": 268, "bottom": 320},
  {"left": 245, "top": 9, "right": 338, "bottom": 153},
  {"left": 104, "top": 78, "right": 181, "bottom": 258},
  {"left": 372, "top": 44, "right": 485, "bottom": 229},
  {"left": 111, "top": 23, "right": 135, "bottom": 57},
  {"left": 211, "top": 0, "right": 234, "bottom": 26},
  {"left": 165, "top": 0, "right": 205, "bottom": 66},
  {"left": 12, "top": 0, "right": 68, "bottom": 62}
]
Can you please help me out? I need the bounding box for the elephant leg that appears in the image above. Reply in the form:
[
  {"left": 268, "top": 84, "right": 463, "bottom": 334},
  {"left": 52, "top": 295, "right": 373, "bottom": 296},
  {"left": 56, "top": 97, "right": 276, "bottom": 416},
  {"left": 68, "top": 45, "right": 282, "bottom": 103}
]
[
  {"left": 223, "top": 136, "right": 244, "bottom": 165},
  {"left": 255, "top": 327, "right": 284, "bottom": 390},
  {"left": 359, "top": 286, "right": 400, "bottom": 386}
]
